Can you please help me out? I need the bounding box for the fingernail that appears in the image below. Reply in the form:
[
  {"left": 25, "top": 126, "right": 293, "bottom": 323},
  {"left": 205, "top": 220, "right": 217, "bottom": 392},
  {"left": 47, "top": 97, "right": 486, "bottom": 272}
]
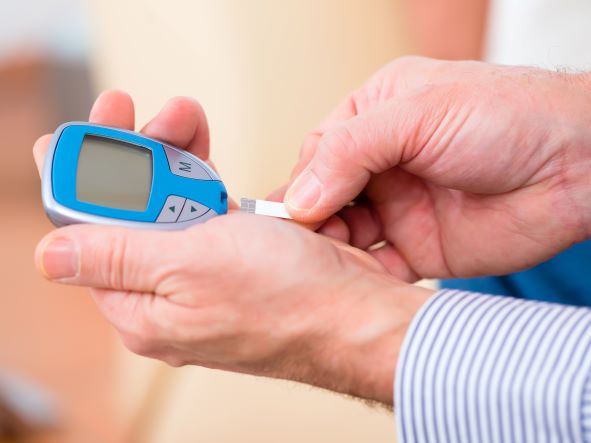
[
  {"left": 40, "top": 237, "right": 79, "bottom": 279},
  {"left": 286, "top": 169, "right": 321, "bottom": 210}
]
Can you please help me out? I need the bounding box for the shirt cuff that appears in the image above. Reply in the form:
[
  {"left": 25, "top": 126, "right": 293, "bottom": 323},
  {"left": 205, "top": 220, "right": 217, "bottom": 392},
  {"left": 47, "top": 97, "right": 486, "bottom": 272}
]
[{"left": 395, "top": 289, "right": 591, "bottom": 443}]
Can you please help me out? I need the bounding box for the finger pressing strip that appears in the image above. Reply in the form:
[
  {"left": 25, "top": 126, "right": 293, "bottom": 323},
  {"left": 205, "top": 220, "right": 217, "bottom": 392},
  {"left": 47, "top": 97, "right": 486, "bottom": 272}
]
[{"left": 240, "top": 198, "right": 292, "bottom": 219}]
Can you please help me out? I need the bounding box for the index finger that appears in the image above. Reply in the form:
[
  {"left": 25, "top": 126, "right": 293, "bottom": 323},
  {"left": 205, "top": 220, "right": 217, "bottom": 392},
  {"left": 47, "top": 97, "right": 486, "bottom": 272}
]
[{"left": 33, "top": 134, "right": 54, "bottom": 177}]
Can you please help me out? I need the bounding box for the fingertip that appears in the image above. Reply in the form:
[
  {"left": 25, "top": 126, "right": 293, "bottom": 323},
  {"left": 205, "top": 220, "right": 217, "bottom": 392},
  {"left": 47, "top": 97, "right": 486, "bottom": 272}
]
[
  {"left": 318, "top": 215, "right": 350, "bottom": 243},
  {"left": 284, "top": 169, "right": 322, "bottom": 220},
  {"left": 34, "top": 235, "right": 50, "bottom": 277},
  {"left": 164, "top": 96, "right": 204, "bottom": 118},
  {"left": 142, "top": 96, "right": 201, "bottom": 145},
  {"left": 93, "top": 89, "right": 132, "bottom": 108},
  {"left": 284, "top": 205, "right": 325, "bottom": 225},
  {"left": 265, "top": 184, "right": 288, "bottom": 203},
  {"left": 368, "top": 244, "right": 420, "bottom": 283},
  {"left": 339, "top": 204, "right": 383, "bottom": 250},
  {"left": 227, "top": 196, "right": 240, "bottom": 210},
  {"left": 40, "top": 224, "right": 183, "bottom": 292},
  {"left": 34, "top": 233, "right": 79, "bottom": 281},
  {"left": 33, "top": 134, "right": 53, "bottom": 177},
  {"left": 155, "top": 96, "right": 204, "bottom": 128},
  {"left": 142, "top": 96, "right": 210, "bottom": 159},
  {"left": 89, "top": 89, "right": 135, "bottom": 129}
]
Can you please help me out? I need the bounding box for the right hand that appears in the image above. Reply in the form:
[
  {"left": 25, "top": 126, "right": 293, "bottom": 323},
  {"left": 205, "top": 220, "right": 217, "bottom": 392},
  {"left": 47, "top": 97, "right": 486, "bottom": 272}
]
[{"left": 276, "top": 57, "right": 591, "bottom": 280}]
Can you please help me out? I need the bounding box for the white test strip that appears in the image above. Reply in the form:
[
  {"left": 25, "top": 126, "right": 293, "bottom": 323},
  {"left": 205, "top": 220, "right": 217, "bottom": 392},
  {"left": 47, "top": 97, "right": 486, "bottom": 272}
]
[{"left": 240, "top": 198, "right": 293, "bottom": 219}]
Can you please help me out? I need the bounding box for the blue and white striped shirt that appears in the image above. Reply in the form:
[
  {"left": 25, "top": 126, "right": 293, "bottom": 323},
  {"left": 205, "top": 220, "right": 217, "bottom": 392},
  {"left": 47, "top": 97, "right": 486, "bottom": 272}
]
[{"left": 395, "top": 290, "right": 591, "bottom": 443}]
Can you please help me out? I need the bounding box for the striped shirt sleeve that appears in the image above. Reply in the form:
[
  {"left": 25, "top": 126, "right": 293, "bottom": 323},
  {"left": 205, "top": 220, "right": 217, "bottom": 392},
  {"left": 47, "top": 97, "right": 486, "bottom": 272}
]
[{"left": 395, "top": 289, "right": 591, "bottom": 443}]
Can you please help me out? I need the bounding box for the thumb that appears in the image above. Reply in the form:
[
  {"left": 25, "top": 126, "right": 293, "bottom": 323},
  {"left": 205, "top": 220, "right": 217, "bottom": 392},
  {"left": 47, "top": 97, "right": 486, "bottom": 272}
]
[
  {"left": 284, "top": 99, "right": 421, "bottom": 223},
  {"left": 35, "top": 224, "right": 182, "bottom": 292}
]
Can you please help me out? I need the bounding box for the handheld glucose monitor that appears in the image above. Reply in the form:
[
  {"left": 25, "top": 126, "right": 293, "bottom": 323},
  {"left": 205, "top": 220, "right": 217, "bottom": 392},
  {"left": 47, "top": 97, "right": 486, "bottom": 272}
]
[{"left": 42, "top": 122, "right": 228, "bottom": 230}]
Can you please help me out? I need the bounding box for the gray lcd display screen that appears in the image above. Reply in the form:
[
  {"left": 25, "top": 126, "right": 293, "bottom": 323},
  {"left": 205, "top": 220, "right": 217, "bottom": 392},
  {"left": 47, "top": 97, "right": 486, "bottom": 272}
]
[{"left": 76, "top": 135, "right": 153, "bottom": 210}]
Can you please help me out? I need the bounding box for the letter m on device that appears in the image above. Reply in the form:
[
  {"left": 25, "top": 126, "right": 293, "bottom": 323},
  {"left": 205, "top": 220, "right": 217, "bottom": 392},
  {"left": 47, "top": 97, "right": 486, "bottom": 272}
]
[{"left": 179, "top": 161, "right": 191, "bottom": 172}]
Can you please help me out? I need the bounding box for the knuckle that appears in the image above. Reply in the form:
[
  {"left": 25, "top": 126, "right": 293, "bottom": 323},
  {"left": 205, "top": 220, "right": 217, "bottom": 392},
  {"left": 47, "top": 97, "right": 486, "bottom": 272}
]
[
  {"left": 99, "top": 234, "right": 130, "bottom": 289},
  {"left": 300, "top": 130, "right": 322, "bottom": 160},
  {"left": 318, "top": 125, "right": 361, "bottom": 173},
  {"left": 320, "top": 125, "right": 358, "bottom": 158},
  {"left": 350, "top": 86, "right": 373, "bottom": 112}
]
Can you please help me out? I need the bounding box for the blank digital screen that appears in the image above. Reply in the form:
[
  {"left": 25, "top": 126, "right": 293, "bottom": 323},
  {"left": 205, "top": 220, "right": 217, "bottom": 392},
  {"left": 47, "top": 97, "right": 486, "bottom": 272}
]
[{"left": 76, "top": 135, "right": 153, "bottom": 211}]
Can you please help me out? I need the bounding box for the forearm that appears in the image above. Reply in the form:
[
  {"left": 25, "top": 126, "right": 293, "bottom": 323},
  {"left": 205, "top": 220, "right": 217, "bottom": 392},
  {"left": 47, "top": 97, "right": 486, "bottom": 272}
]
[
  {"left": 396, "top": 289, "right": 591, "bottom": 442},
  {"left": 298, "top": 274, "right": 433, "bottom": 405}
]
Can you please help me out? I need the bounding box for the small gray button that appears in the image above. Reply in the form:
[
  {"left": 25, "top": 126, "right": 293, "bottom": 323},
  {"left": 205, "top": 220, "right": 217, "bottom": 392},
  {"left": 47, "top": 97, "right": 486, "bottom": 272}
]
[
  {"left": 156, "top": 195, "right": 186, "bottom": 223},
  {"left": 177, "top": 199, "right": 210, "bottom": 222},
  {"left": 163, "top": 145, "right": 218, "bottom": 180}
]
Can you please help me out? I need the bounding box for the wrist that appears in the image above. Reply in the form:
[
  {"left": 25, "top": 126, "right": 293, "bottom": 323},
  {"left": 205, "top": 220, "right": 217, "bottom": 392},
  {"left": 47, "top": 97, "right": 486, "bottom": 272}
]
[
  {"left": 563, "top": 72, "right": 591, "bottom": 239},
  {"left": 309, "top": 273, "right": 434, "bottom": 405},
  {"left": 580, "top": 71, "right": 591, "bottom": 200}
]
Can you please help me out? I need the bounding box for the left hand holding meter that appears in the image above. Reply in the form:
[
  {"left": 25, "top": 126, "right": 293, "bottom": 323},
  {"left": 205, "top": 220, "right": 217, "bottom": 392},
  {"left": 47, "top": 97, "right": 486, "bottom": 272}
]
[
  {"left": 42, "top": 117, "right": 228, "bottom": 229},
  {"left": 33, "top": 90, "right": 429, "bottom": 406}
]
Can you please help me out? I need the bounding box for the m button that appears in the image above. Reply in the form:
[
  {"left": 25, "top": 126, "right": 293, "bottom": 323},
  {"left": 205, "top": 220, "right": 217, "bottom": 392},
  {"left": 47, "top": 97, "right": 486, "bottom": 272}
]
[
  {"left": 156, "top": 195, "right": 186, "bottom": 223},
  {"left": 163, "top": 145, "right": 215, "bottom": 180}
]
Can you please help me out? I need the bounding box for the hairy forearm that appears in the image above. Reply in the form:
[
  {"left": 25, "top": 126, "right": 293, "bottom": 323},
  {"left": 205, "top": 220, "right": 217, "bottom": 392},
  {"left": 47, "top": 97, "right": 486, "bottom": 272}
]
[{"left": 300, "top": 274, "right": 434, "bottom": 405}]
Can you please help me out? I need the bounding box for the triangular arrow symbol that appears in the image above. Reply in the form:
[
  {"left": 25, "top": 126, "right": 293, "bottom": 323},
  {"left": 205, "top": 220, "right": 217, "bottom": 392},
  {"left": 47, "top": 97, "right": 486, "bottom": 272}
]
[
  {"left": 169, "top": 206, "right": 176, "bottom": 213},
  {"left": 190, "top": 206, "right": 197, "bottom": 212}
]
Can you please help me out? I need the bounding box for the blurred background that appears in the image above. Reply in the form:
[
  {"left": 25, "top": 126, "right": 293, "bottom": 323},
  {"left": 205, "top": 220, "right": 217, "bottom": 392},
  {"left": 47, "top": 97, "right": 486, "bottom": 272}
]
[{"left": 0, "top": 0, "right": 484, "bottom": 441}]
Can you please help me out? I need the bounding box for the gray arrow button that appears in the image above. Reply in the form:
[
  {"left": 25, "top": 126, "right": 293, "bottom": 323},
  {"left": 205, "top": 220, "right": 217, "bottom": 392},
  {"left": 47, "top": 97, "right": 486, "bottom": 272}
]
[
  {"left": 178, "top": 199, "right": 210, "bottom": 222},
  {"left": 156, "top": 196, "right": 186, "bottom": 223}
]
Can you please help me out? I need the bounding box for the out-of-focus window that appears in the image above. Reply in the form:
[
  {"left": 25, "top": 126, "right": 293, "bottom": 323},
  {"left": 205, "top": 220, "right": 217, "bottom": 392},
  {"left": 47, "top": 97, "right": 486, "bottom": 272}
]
[{"left": 0, "top": 0, "right": 89, "bottom": 61}]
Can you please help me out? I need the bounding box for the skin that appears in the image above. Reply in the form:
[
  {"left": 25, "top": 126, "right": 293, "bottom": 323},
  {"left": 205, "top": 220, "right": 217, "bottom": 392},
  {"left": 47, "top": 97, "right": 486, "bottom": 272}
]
[
  {"left": 33, "top": 90, "right": 433, "bottom": 406},
  {"left": 280, "top": 57, "right": 591, "bottom": 281},
  {"left": 34, "top": 58, "right": 591, "bottom": 407}
]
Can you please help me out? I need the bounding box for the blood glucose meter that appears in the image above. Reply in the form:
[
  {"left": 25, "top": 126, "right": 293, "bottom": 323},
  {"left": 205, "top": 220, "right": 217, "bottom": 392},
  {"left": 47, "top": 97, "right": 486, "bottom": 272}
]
[{"left": 42, "top": 122, "right": 228, "bottom": 229}]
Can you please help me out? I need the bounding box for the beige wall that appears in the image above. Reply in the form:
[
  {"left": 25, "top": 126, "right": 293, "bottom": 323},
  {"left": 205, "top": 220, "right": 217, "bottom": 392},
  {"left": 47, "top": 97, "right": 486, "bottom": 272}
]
[{"left": 87, "top": 1, "right": 411, "bottom": 441}]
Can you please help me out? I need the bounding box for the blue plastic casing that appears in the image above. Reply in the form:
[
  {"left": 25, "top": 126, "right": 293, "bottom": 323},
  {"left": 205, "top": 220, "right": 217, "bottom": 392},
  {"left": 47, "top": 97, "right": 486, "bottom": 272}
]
[{"left": 42, "top": 122, "right": 228, "bottom": 229}]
